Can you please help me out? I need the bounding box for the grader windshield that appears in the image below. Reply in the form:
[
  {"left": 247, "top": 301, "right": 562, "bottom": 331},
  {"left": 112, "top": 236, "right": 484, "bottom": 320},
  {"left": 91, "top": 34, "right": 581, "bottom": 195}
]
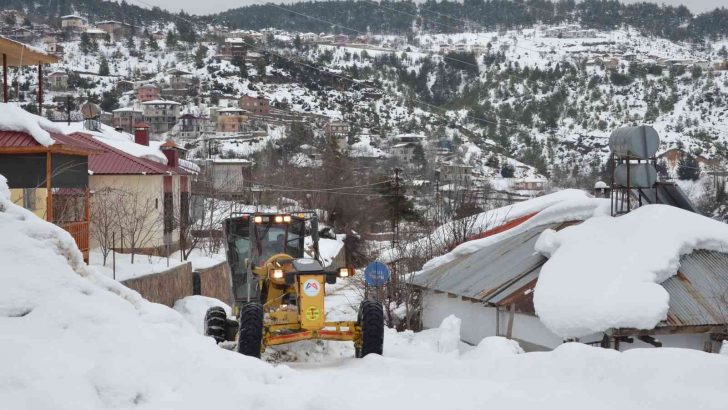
[
  {"left": 251, "top": 217, "right": 305, "bottom": 265},
  {"left": 223, "top": 213, "right": 317, "bottom": 303}
]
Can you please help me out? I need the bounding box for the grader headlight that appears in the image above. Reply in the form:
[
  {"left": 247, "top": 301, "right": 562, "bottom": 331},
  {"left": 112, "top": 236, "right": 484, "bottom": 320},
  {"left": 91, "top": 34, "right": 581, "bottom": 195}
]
[
  {"left": 337, "top": 267, "right": 353, "bottom": 277},
  {"left": 271, "top": 269, "right": 284, "bottom": 279}
]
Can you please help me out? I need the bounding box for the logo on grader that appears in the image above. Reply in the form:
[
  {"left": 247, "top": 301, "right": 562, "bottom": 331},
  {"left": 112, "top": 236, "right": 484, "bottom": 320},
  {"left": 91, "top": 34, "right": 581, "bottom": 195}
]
[{"left": 303, "top": 279, "right": 321, "bottom": 297}]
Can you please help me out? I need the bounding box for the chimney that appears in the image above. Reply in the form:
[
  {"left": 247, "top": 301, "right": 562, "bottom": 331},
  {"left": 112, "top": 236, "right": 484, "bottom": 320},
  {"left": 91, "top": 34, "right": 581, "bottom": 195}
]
[
  {"left": 160, "top": 140, "right": 179, "bottom": 168},
  {"left": 134, "top": 122, "right": 150, "bottom": 146}
]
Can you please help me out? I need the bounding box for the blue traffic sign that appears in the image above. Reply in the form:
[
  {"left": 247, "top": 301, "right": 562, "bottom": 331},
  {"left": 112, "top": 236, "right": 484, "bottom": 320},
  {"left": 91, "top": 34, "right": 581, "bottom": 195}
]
[{"left": 364, "top": 261, "right": 390, "bottom": 286}]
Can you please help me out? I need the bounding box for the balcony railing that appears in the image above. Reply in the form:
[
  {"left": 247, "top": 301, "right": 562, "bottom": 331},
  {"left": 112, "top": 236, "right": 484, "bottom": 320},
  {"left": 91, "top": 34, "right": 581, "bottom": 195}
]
[{"left": 60, "top": 221, "right": 90, "bottom": 263}]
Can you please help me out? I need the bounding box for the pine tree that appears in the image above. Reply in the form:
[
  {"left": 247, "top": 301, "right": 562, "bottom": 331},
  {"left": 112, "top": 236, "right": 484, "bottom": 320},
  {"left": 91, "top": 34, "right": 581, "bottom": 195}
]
[
  {"left": 98, "top": 57, "right": 110, "bottom": 76},
  {"left": 165, "top": 31, "right": 177, "bottom": 48},
  {"left": 677, "top": 155, "right": 701, "bottom": 181}
]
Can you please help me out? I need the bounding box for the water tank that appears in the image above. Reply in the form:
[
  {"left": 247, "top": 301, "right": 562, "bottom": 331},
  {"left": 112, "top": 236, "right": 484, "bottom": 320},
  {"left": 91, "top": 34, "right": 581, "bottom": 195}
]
[
  {"left": 609, "top": 126, "right": 660, "bottom": 159},
  {"left": 615, "top": 164, "right": 657, "bottom": 188}
]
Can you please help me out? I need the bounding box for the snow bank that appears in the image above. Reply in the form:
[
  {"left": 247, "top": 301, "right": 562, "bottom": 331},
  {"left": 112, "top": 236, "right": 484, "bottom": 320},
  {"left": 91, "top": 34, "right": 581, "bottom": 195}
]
[
  {"left": 462, "top": 336, "right": 524, "bottom": 361},
  {"left": 420, "top": 191, "right": 609, "bottom": 271},
  {"left": 534, "top": 204, "right": 728, "bottom": 338},
  {"left": 173, "top": 296, "right": 232, "bottom": 334},
  {"left": 0, "top": 174, "right": 288, "bottom": 409},
  {"left": 0, "top": 103, "right": 64, "bottom": 146}
]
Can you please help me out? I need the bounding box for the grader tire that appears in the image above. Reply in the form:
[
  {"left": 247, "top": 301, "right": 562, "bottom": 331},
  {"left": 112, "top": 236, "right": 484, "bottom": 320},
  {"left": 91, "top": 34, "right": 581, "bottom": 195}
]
[
  {"left": 204, "top": 306, "right": 228, "bottom": 344},
  {"left": 237, "top": 303, "right": 264, "bottom": 358},
  {"left": 357, "top": 300, "right": 384, "bottom": 358}
]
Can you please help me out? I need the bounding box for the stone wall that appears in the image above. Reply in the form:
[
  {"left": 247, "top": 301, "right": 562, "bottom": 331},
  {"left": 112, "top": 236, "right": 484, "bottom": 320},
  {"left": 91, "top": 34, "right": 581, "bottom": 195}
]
[
  {"left": 120, "top": 260, "right": 234, "bottom": 308},
  {"left": 196, "top": 261, "right": 234, "bottom": 307},
  {"left": 121, "top": 262, "right": 193, "bottom": 307}
]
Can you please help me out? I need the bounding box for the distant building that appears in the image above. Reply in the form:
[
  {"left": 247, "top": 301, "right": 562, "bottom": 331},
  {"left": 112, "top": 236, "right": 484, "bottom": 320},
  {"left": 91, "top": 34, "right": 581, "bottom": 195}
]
[
  {"left": 216, "top": 108, "right": 249, "bottom": 133},
  {"left": 142, "top": 100, "right": 181, "bottom": 135},
  {"left": 218, "top": 37, "right": 247, "bottom": 59},
  {"left": 116, "top": 80, "right": 134, "bottom": 93},
  {"left": 513, "top": 177, "right": 546, "bottom": 192},
  {"left": 177, "top": 113, "right": 207, "bottom": 139},
  {"left": 84, "top": 28, "right": 107, "bottom": 41},
  {"left": 112, "top": 107, "right": 144, "bottom": 134},
  {"left": 391, "top": 142, "right": 419, "bottom": 164},
  {"left": 239, "top": 95, "right": 270, "bottom": 116},
  {"left": 300, "top": 32, "right": 318, "bottom": 43},
  {"left": 95, "top": 21, "right": 135, "bottom": 41},
  {"left": 46, "top": 71, "right": 68, "bottom": 91},
  {"left": 45, "top": 40, "right": 64, "bottom": 56},
  {"left": 439, "top": 163, "right": 473, "bottom": 185},
  {"left": 162, "top": 68, "right": 196, "bottom": 99},
  {"left": 200, "top": 158, "right": 253, "bottom": 198},
  {"left": 324, "top": 120, "right": 350, "bottom": 138},
  {"left": 60, "top": 15, "right": 87, "bottom": 31},
  {"left": 137, "top": 84, "right": 161, "bottom": 103}
]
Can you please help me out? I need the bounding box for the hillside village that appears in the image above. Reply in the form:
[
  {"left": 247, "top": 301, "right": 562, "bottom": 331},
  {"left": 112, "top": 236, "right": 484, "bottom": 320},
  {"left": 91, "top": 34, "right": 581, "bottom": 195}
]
[{"left": 1, "top": 1, "right": 728, "bottom": 409}]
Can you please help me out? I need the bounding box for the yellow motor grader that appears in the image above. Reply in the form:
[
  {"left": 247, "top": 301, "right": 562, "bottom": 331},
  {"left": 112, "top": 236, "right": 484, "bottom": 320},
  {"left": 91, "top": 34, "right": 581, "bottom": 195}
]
[{"left": 204, "top": 212, "right": 384, "bottom": 358}]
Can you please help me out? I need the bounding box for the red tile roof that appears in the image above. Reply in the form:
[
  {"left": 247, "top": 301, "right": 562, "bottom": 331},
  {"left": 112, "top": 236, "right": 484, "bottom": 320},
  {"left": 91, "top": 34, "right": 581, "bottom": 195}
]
[
  {"left": 0, "top": 131, "right": 37, "bottom": 148},
  {"left": 68, "top": 133, "right": 172, "bottom": 175},
  {"left": 0, "top": 130, "right": 182, "bottom": 175}
]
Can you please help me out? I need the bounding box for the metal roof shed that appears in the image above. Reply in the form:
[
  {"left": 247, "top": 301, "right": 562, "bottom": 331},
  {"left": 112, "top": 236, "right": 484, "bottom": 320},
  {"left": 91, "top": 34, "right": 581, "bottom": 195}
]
[
  {"left": 0, "top": 36, "right": 59, "bottom": 115},
  {"left": 0, "top": 130, "right": 97, "bottom": 261}
]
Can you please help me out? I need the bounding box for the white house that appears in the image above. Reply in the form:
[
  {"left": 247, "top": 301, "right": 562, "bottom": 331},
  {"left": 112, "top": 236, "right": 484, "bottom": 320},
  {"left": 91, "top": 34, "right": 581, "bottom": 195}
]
[{"left": 412, "top": 191, "right": 727, "bottom": 353}]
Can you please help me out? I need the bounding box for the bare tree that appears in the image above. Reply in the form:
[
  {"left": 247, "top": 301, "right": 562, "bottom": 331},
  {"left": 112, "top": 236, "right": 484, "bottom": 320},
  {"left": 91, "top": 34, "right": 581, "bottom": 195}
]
[
  {"left": 89, "top": 187, "right": 123, "bottom": 265},
  {"left": 117, "top": 187, "right": 159, "bottom": 263}
]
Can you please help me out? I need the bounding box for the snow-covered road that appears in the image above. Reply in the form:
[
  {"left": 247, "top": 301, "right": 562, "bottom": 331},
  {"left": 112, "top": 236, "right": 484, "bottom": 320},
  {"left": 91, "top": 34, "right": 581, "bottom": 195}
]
[{"left": 2, "top": 177, "right": 727, "bottom": 410}]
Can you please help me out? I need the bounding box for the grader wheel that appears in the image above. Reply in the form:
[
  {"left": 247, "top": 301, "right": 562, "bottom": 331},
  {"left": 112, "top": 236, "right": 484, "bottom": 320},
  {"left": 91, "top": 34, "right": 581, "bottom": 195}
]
[
  {"left": 237, "top": 303, "right": 264, "bottom": 358},
  {"left": 356, "top": 300, "right": 384, "bottom": 358},
  {"left": 204, "top": 306, "right": 228, "bottom": 344}
]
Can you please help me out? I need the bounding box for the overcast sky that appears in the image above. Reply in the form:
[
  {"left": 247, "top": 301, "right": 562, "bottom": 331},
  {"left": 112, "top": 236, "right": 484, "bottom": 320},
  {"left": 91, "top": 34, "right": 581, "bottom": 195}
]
[{"left": 129, "top": 0, "right": 728, "bottom": 17}]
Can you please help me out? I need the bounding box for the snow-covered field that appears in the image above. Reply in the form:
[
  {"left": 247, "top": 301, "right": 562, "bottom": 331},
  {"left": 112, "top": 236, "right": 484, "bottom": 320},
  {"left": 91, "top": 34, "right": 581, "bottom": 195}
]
[{"left": 2, "top": 173, "right": 728, "bottom": 410}]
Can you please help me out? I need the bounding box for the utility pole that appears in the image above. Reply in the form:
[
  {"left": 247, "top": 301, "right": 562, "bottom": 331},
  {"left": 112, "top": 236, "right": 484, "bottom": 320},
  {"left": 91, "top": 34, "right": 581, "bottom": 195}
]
[{"left": 391, "top": 167, "right": 401, "bottom": 290}]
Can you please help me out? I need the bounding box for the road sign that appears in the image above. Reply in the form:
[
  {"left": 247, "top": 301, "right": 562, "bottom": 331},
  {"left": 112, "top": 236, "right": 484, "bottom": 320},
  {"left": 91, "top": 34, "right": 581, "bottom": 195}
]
[{"left": 364, "top": 261, "right": 390, "bottom": 286}]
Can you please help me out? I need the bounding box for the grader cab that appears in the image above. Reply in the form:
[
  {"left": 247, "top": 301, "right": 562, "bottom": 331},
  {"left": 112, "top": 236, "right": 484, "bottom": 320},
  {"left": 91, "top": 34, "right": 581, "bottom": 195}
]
[{"left": 204, "top": 212, "right": 384, "bottom": 358}]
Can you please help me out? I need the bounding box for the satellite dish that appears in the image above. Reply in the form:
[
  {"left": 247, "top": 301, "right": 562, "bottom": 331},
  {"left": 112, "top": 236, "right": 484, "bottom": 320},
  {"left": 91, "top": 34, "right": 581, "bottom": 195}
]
[{"left": 80, "top": 102, "right": 101, "bottom": 119}]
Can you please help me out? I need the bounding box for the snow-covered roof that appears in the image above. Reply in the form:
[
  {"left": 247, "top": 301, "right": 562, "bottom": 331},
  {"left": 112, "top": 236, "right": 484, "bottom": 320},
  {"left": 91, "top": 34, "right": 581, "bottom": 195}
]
[
  {"left": 56, "top": 121, "right": 168, "bottom": 165},
  {"left": 85, "top": 28, "right": 106, "bottom": 34},
  {"left": 535, "top": 205, "right": 728, "bottom": 338},
  {"left": 142, "top": 100, "right": 181, "bottom": 106},
  {"left": 60, "top": 14, "right": 86, "bottom": 20},
  {"left": 112, "top": 107, "right": 143, "bottom": 113},
  {"left": 594, "top": 181, "right": 608, "bottom": 189},
  {"left": 383, "top": 189, "right": 596, "bottom": 265},
  {"left": 0, "top": 103, "right": 63, "bottom": 146}
]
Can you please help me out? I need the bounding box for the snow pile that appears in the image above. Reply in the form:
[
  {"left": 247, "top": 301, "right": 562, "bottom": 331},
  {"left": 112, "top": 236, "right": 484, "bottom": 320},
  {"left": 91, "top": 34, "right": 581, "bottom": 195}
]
[
  {"left": 534, "top": 204, "right": 728, "bottom": 338},
  {"left": 722, "top": 341, "right": 728, "bottom": 356},
  {"left": 173, "top": 296, "right": 232, "bottom": 334},
  {"left": 0, "top": 174, "right": 288, "bottom": 409},
  {"left": 420, "top": 190, "right": 610, "bottom": 271},
  {"left": 462, "top": 336, "right": 524, "bottom": 362},
  {"left": 0, "top": 103, "right": 64, "bottom": 146}
]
